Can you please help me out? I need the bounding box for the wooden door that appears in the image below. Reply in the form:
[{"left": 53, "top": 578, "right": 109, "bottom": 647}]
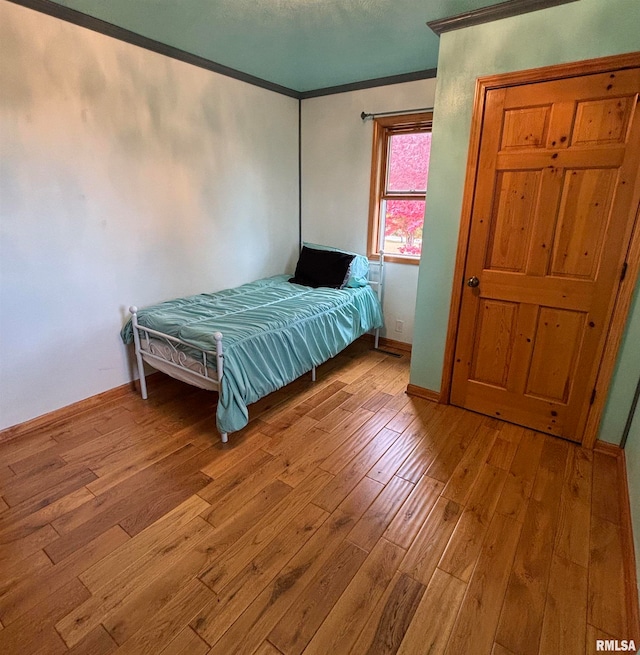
[{"left": 450, "top": 66, "right": 640, "bottom": 443}]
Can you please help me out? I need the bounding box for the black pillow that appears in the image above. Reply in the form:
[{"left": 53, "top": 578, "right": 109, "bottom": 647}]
[{"left": 289, "top": 246, "right": 355, "bottom": 289}]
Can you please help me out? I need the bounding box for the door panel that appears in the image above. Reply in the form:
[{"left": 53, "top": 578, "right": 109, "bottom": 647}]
[
  {"left": 572, "top": 97, "right": 635, "bottom": 145},
  {"left": 501, "top": 106, "right": 551, "bottom": 149},
  {"left": 451, "top": 66, "right": 640, "bottom": 442},
  {"left": 550, "top": 169, "right": 616, "bottom": 279},
  {"left": 470, "top": 300, "right": 518, "bottom": 388},
  {"left": 486, "top": 171, "right": 540, "bottom": 272},
  {"left": 525, "top": 307, "right": 585, "bottom": 402}
]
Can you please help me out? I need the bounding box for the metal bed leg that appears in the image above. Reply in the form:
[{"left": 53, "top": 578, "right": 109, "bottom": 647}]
[
  {"left": 129, "top": 306, "right": 148, "bottom": 400},
  {"left": 213, "top": 332, "right": 227, "bottom": 442},
  {"left": 137, "top": 357, "right": 148, "bottom": 400},
  {"left": 311, "top": 366, "right": 316, "bottom": 382},
  {"left": 374, "top": 328, "right": 380, "bottom": 350}
]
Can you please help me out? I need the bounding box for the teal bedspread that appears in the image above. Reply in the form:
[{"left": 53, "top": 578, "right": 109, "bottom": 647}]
[{"left": 121, "top": 275, "right": 383, "bottom": 434}]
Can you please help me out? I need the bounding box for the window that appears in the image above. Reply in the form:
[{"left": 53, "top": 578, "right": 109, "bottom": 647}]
[{"left": 367, "top": 112, "right": 433, "bottom": 264}]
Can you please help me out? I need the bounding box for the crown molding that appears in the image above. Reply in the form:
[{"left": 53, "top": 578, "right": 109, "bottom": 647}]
[
  {"left": 427, "top": 0, "right": 580, "bottom": 35},
  {"left": 300, "top": 69, "right": 437, "bottom": 100}
]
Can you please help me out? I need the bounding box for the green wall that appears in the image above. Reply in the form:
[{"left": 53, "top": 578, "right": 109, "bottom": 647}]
[
  {"left": 410, "top": 0, "right": 640, "bottom": 447},
  {"left": 624, "top": 400, "right": 640, "bottom": 606},
  {"left": 625, "top": 400, "right": 640, "bottom": 609},
  {"left": 600, "top": 285, "right": 640, "bottom": 443}
]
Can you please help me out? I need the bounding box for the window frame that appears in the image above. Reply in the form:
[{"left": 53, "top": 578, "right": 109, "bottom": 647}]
[{"left": 367, "top": 112, "right": 433, "bottom": 265}]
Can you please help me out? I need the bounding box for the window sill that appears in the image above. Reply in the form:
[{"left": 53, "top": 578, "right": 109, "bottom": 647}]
[{"left": 369, "top": 253, "right": 420, "bottom": 266}]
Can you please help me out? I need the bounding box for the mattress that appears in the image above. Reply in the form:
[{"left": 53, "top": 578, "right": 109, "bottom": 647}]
[{"left": 122, "top": 275, "right": 383, "bottom": 434}]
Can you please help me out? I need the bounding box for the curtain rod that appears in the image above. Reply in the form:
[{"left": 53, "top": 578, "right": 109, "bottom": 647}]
[{"left": 361, "top": 107, "right": 434, "bottom": 121}]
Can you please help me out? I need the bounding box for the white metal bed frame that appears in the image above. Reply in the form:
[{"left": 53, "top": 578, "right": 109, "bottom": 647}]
[{"left": 128, "top": 251, "right": 385, "bottom": 443}]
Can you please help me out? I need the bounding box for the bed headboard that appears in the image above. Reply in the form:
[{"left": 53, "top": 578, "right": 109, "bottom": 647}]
[{"left": 368, "top": 250, "right": 385, "bottom": 303}]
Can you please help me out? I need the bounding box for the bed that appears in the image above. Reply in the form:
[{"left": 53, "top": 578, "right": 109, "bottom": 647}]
[{"left": 121, "top": 245, "right": 384, "bottom": 442}]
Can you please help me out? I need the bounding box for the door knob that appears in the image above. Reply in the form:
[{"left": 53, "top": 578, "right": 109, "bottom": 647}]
[{"left": 467, "top": 276, "right": 480, "bottom": 288}]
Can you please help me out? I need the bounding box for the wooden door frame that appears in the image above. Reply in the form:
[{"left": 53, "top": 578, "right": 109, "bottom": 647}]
[{"left": 440, "top": 51, "right": 640, "bottom": 448}]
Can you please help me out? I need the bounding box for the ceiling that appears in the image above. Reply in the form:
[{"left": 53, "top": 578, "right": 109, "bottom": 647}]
[{"left": 48, "top": 0, "right": 503, "bottom": 93}]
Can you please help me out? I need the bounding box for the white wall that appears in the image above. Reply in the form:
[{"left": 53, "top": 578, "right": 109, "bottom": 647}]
[
  {"left": 301, "top": 79, "right": 438, "bottom": 345},
  {"left": 0, "top": 3, "right": 299, "bottom": 430}
]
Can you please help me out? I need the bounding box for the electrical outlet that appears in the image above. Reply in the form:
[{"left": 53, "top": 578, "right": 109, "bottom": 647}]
[{"left": 395, "top": 320, "right": 404, "bottom": 333}]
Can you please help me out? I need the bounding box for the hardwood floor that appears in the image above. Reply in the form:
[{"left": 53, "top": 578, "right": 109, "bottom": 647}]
[{"left": 0, "top": 340, "right": 634, "bottom": 654}]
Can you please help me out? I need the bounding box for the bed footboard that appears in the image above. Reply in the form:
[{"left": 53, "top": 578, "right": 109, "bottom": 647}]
[{"left": 128, "top": 306, "right": 227, "bottom": 441}]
